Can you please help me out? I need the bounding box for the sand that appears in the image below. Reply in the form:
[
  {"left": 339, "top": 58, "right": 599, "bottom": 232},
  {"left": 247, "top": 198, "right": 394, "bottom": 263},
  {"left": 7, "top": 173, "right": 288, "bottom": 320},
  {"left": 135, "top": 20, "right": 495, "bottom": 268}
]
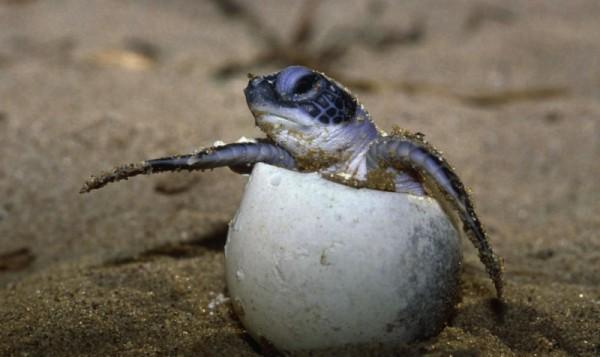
[{"left": 0, "top": 0, "right": 598, "bottom": 355}]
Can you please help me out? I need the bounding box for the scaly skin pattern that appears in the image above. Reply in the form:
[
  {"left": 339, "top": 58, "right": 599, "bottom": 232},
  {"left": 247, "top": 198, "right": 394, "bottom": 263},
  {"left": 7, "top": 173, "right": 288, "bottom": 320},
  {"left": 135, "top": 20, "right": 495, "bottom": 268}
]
[{"left": 81, "top": 66, "right": 504, "bottom": 299}]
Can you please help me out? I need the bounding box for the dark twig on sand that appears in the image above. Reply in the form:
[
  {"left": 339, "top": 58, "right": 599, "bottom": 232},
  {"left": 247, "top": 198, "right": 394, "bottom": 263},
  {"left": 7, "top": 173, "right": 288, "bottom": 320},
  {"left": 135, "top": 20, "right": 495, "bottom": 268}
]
[{"left": 210, "top": 0, "right": 424, "bottom": 80}]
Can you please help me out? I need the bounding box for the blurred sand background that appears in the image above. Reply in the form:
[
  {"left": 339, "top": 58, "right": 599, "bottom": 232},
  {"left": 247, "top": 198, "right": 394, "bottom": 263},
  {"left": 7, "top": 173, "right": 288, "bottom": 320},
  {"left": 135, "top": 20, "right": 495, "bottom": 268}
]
[{"left": 0, "top": 0, "right": 598, "bottom": 355}]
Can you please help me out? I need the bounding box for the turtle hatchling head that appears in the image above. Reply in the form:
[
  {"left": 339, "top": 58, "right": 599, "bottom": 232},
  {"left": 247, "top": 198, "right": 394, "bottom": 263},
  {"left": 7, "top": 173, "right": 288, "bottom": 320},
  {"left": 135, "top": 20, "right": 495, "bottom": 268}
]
[{"left": 244, "top": 65, "right": 378, "bottom": 166}]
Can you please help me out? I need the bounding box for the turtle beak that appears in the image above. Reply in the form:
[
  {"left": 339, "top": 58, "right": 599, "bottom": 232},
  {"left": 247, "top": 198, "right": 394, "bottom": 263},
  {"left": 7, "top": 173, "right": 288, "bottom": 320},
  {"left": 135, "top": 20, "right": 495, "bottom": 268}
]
[{"left": 244, "top": 75, "right": 277, "bottom": 112}]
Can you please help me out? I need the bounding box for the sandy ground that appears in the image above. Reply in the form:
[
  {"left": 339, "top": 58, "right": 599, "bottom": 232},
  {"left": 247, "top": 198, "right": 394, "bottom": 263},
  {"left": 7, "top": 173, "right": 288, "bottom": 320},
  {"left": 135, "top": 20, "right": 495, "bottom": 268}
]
[{"left": 0, "top": 0, "right": 599, "bottom": 355}]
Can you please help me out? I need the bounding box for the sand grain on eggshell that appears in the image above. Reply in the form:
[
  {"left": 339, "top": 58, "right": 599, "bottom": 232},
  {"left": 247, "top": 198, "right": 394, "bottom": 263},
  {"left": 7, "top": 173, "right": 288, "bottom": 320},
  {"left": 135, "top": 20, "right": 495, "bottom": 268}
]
[{"left": 0, "top": 1, "right": 599, "bottom": 356}]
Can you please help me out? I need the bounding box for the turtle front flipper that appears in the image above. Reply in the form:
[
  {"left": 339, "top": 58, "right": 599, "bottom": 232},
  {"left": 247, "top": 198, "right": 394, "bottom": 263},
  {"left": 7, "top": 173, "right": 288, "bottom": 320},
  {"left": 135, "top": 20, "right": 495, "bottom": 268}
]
[
  {"left": 366, "top": 133, "right": 504, "bottom": 300},
  {"left": 80, "top": 141, "right": 296, "bottom": 193}
]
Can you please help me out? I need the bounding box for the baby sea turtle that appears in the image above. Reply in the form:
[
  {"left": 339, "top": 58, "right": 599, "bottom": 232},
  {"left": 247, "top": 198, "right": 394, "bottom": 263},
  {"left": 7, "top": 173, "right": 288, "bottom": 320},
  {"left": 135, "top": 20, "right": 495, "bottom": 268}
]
[{"left": 81, "top": 65, "right": 504, "bottom": 299}]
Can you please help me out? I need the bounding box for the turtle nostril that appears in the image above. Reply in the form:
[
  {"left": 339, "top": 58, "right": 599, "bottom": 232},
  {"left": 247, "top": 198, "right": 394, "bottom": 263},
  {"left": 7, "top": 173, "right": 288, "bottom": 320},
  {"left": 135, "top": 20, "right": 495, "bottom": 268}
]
[{"left": 248, "top": 77, "right": 263, "bottom": 88}]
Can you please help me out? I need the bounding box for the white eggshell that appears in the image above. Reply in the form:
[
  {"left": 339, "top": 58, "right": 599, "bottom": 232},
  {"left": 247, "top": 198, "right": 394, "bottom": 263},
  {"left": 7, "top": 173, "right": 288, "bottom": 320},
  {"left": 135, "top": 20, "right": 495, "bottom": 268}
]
[{"left": 225, "top": 163, "right": 461, "bottom": 352}]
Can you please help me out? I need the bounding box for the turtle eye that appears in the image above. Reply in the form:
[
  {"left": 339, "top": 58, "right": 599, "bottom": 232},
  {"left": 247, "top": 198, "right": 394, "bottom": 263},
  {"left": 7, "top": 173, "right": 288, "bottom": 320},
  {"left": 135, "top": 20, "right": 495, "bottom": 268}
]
[
  {"left": 293, "top": 74, "right": 318, "bottom": 95},
  {"left": 275, "top": 66, "right": 320, "bottom": 100}
]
